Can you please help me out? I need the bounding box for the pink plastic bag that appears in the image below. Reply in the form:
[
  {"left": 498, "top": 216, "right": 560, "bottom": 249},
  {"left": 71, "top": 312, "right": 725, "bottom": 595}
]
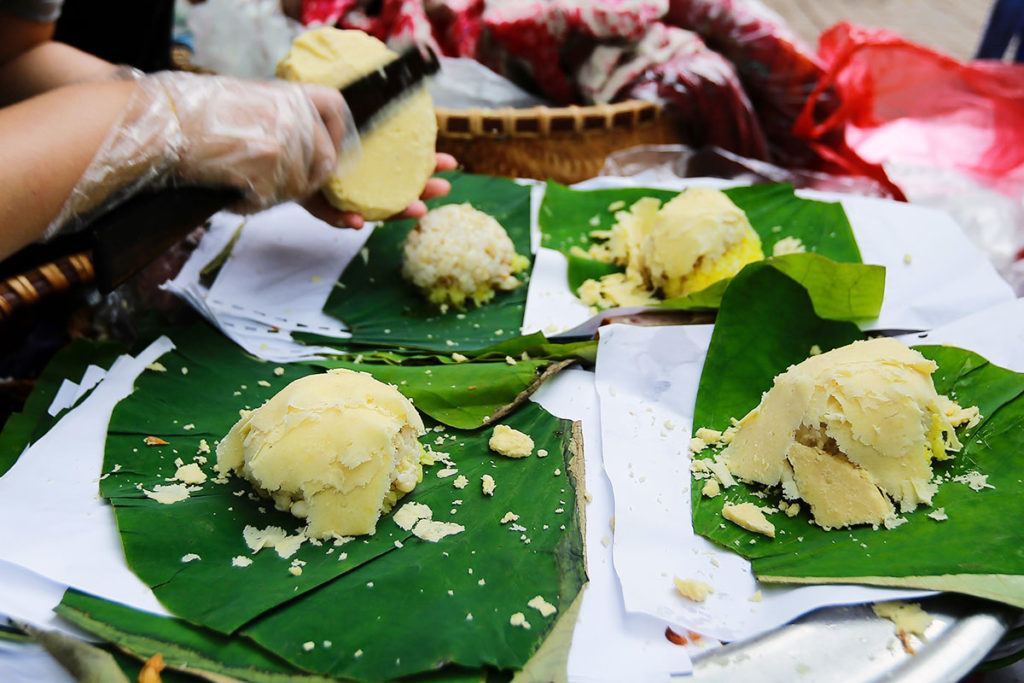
[{"left": 796, "top": 22, "right": 1024, "bottom": 200}]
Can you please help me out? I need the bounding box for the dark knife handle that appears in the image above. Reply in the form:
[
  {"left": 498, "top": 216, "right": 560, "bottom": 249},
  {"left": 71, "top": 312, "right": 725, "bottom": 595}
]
[{"left": 90, "top": 185, "right": 242, "bottom": 293}]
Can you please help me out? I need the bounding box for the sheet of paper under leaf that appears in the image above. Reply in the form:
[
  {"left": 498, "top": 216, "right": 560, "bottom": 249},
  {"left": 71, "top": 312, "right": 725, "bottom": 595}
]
[
  {"left": 690, "top": 264, "right": 1024, "bottom": 609},
  {"left": 98, "top": 322, "right": 586, "bottom": 679},
  {"left": 0, "top": 338, "right": 123, "bottom": 476},
  {"left": 537, "top": 181, "right": 879, "bottom": 315},
  {"left": 316, "top": 171, "right": 533, "bottom": 353}
]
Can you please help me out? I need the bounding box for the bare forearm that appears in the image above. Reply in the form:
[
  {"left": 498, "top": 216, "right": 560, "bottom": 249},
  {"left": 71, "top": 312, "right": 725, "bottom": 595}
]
[
  {"left": 0, "top": 80, "right": 135, "bottom": 259},
  {"left": 0, "top": 41, "right": 119, "bottom": 106}
]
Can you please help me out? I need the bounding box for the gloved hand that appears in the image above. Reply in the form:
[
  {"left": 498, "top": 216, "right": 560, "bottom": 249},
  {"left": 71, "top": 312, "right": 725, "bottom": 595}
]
[{"left": 46, "top": 69, "right": 358, "bottom": 238}]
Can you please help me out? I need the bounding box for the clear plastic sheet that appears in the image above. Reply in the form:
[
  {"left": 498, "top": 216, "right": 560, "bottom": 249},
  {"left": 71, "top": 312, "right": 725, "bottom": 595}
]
[
  {"left": 186, "top": 0, "right": 304, "bottom": 79},
  {"left": 601, "top": 143, "right": 896, "bottom": 197}
]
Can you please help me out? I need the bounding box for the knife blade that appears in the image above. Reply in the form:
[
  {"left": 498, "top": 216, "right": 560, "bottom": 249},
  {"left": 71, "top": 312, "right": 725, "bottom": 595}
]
[{"left": 10, "top": 46, "right": 440, "bottom": 299}]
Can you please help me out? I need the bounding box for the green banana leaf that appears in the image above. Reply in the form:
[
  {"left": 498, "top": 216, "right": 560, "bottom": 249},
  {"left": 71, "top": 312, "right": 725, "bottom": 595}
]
[
  {"left": 296, "top": 331, "right": 597, "bottom": 369},
  {"left": 312, "top": 331, "right": 596, "bottom": 430},
  {"left": 690, "top": 264, "right": 1024, "bottom": 609},
  {"left": 98, "top": 321, "right": 585, "bottom": 679},
  {"left": 538, "top": 181, "right": 880, "bottom": 318},
  {"left": 58, "top": 589, "right": 494, "bottom": 682},
  {"left": 237, "top": 409, "right": 583, "bottom": 680},
  {"left": 57, "top": 589, "right": 347, "bottom": 682},
  {"left": 12, "top": 619, "right": 131, "bottom": 683},
  {"left": 317, "top": 171, "right": 533, "bottom": 353},
  {"left": 313, "top": 357, "right": 546, "bottom": 430},
  {"left": 0, "top": 338, "right": 124, "bottom": 475}
]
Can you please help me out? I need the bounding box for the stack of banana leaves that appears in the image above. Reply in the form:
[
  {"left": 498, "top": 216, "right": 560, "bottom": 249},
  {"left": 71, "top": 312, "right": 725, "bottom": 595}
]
[{"left": 2, "top": 170, "right": 1020, "bottom": 682}]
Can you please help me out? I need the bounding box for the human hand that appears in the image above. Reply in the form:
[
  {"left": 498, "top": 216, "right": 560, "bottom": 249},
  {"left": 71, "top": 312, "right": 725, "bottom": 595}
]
[
  {"left": 300, "top": 153, "right": 458, "bottom": 229},
  {"left": 46, "top": 70, "right": 353, "bottom": 235},
  {"left": 169, "top": 74, "right": 350, "bottom": 212}
]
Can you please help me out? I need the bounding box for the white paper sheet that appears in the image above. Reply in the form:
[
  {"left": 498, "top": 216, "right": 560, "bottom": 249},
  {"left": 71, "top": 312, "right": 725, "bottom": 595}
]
[
  {"left": 532, "top": 369, "right": 698, "bottom": 680},
  {"left": 0, "top": 639, "right": 75, "bottom": 683},
  {"left": 597, "top": 298, "right": 1024, "bottom": 644},
  {"left": 47, "top": 365, "right": 106, "bottom": 417},
  {"left": 164, "top": 203, "right": 371, "bottom": 361},
  {"left": 0, "top": 338, "right": 176, "bottom": 623},
  {"left": 838, "top": 194, "right": 1016, "bottom": 331},
  {"left": 204, "top": 203, "right": 367, "bottom": 332},
  {"left": 521, "top": 175, "right": 1016, "bottom": 337},
  {"left": 0, "top": 560, "right": 92, "bottom": 640},
  {"left": 897, "top": 296, "right": 1024, "bottom": 369}
]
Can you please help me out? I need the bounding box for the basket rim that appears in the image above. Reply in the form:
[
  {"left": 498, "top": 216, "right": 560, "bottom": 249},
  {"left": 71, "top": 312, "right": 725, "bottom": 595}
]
[{"left": 436, "top": 99, "right": 665, "bottom": 139}]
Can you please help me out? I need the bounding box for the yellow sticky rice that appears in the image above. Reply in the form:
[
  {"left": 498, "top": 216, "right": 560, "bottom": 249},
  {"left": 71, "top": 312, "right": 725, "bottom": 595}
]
[{"left": 574, "top": 187, "right": 763, "bottom": 308}]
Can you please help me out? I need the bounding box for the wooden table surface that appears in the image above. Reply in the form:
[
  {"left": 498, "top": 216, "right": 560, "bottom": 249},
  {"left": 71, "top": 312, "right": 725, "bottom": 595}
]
[{"left": 761, "top": 0, "right": 995, "bottom": 62}]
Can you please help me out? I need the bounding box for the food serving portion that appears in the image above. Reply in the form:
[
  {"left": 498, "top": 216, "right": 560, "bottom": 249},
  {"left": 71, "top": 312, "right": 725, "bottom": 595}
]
[
  {"left": 276, "top": 27, "right": 437, "bottom": 220},
  {"left": 575, "top": 187, "right": 765, "bottom": 308},
  {"left": 527, "top": 176, "right": 1016, "bottom": 340},
  {"left": 537, "top": 180, "right": 871, "bottom": 319},
  {"left": 316, "top": 171, "right": 534, "bottom": 352},
  {"left": 83, "top": 324, "right": 585, "bottom": 679},
  {"left": 401, "top": 202, "right": 530, "bottom": 312},
  {"left": 697, "top": 337, "right": 979, "bottom": 531},
  {"left": 689, "top": 264, "right": 1024, "bottom": 609},
  {"left": 215, "top": 369, "right": 426, "bottom": 538}
]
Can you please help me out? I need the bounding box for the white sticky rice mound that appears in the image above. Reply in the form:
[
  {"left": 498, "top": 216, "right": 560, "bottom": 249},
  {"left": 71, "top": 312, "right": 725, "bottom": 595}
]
[{"left": 401, "top": 203, "right": 530, "bottom": 310}]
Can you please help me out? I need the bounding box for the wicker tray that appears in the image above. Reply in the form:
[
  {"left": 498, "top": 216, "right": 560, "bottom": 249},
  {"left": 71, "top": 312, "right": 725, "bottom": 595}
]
[{"left": 436, "top": 100, "right": 683, "bottom": 184}]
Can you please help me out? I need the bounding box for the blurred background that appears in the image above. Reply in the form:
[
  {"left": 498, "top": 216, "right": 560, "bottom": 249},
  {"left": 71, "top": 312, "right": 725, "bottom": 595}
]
[{"left": 762, "top": 0, "right": 989, "bottom": 61}]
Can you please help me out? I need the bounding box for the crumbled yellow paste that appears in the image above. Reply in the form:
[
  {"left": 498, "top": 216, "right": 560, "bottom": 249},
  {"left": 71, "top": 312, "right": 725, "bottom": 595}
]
[
  {"left": 872, "top": 601, "right": 932, "bottom": 637},
  {"left": 527, "top": 595, "right": 557, "bottom": 617},
  {"left": 482, "top": 474, "right": 496, "bottom": 496},
  {"left": 673, "top": 577, "right": 714, "bottom": 602},
  {"left": 576, "top": 188, "right": 763, "bottom": 307},
  {"left": 143, "top": 484, "right": 191, "bottom": 504},
  {"left": 173, "top": 463, "right": 207, "bottom": 485},
  {"left": 216, "top": 369, "right": 425, "bottom": 538},
  {"left": 719, "top": 338, "right": 977, "bottom": 529},
  {"left": 489, "top": 424, "right": 534, "bottom": 458},
  {"left": 722, "top": 502, "right": 776, "bottom": 538}
]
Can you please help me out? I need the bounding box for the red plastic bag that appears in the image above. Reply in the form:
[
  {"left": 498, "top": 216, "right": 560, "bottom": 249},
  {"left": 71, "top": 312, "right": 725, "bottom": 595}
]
[{"left": 796, "top": 22, "right": 1024, "bottom": 200}]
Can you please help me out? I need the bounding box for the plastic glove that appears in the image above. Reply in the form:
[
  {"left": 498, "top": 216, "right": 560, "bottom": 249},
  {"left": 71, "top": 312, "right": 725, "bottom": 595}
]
[{"left": 46, "top": 69, "right": 359, "bottom": 238}]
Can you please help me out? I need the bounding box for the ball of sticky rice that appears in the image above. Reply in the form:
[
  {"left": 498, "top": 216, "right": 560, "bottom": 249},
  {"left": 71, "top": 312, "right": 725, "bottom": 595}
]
[
  {"left": 401, "top": 203, "right": 530, "bottom": 310},
  {"left": 642, "top": 187, "right": 763, "bottom": 298},
  {"left": 720, "top": 337, "right": 979, "bottom": 530},
  {"left": 276, "top": 27, "right": 437, "bottom": 220},
  {"left": 215, "top": 369, "right": 426, "bottom": 538}
]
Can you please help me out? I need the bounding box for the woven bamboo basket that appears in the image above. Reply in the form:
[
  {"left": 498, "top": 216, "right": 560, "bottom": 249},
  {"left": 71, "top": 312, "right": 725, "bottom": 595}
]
[{"left": 435, "top": 100, "right": 683, "bottom": 184}]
